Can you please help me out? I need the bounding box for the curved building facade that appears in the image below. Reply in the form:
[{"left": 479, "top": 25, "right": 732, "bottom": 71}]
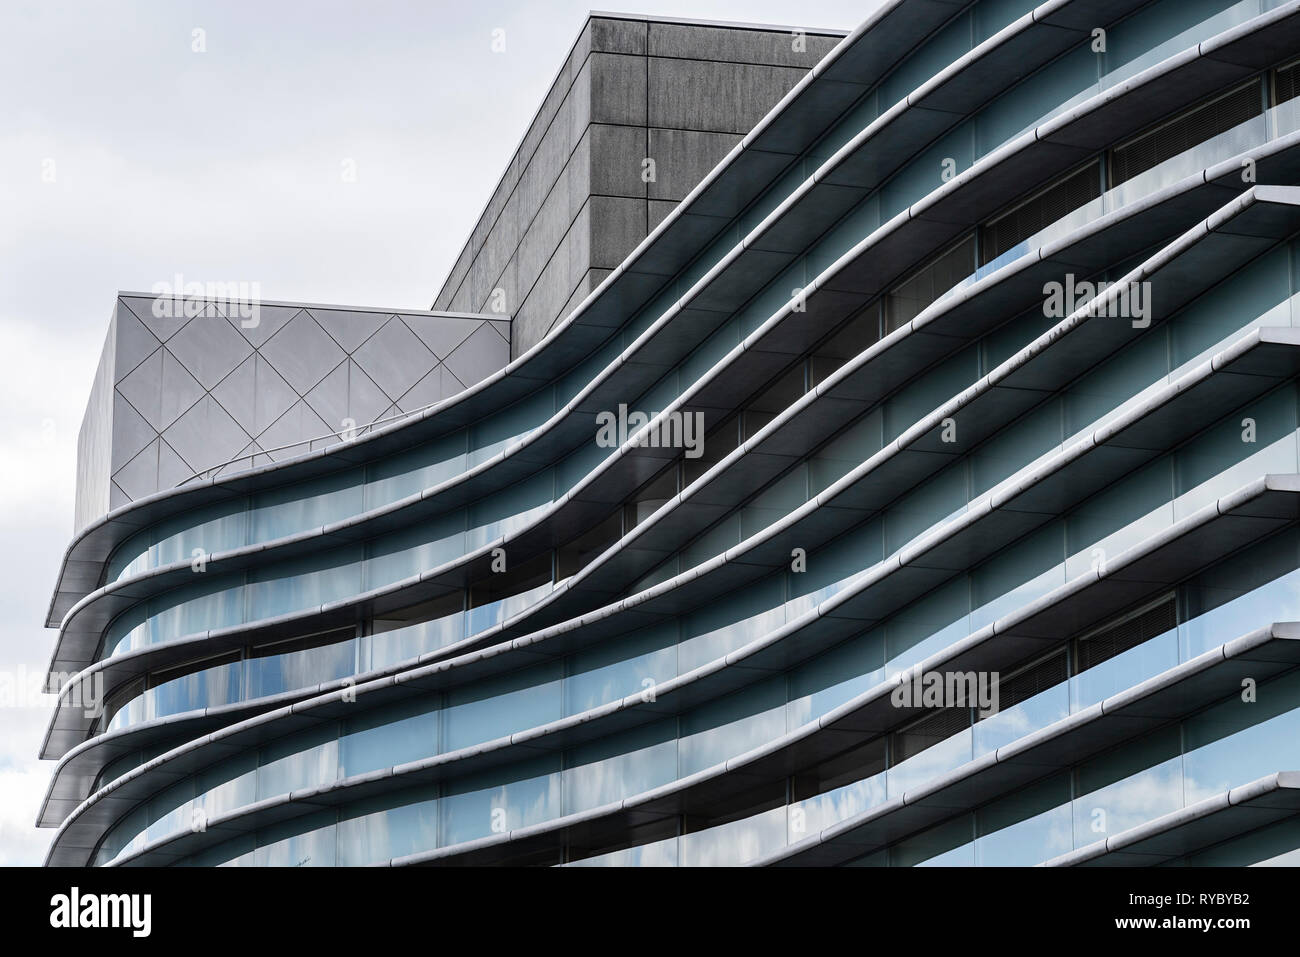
[{"left": 39, "top": 0, "right": 1300, "bottom": 867}]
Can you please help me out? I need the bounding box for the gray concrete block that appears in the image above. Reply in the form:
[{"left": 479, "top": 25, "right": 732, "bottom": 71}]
[
  {"left": 590, "top": 123, "right": 650, "bottom": 199},
  {"left": 591, "top": 53, "right": 647, "bottom": 126},
  {"left": 647, "top": 21, "right": 840, "bottom": 66},
  {"left": 449, "top": 277, "right": 474, "bottom": 314},
  {"left": 647, "top": 128, "right": 742, "bottom": 201},
  {"left": 486, "top": 254, "right": 519, "bottom": 320},
  {"left": 502, "top": 29, "right": 585, "bottom": 226},
  {"left": 559, "top": 268, "right": 614, "bottom": 326},
  {"left": 511, "top": 264, "right": 610, "bottom": 358},
  {"left": 589, "top": 195, "right": 649, "bottom": 272},
  {"left": 475, "top": 189, "right": 520, "bottom": 302},
  {"left": 568, "top": 19, "right": 594, "bottom": 76},
  {"left": 648, "top": 199, "right": 678, "bottom": 232},
  {"left": 499, "top": 82, "right": 585, "bottom": 280},
  {"left": 567, "top": 127, "right": 594, "bottom": 221},
  {"left": 565, "top": 57, "right": 595, "bottom": 153},
  {"left": 511, "top": 289, "right": 558, "bottom": 363},
  {"left": 468, "top": 229, "right": 505, "bottom": 316},
  {"left": 517, "top": 167, "right": 579, "bottom": 296},
  {"left": 591, "top": 16, "right": 648, "bottom": 56},
  {"left": 513, "top": 216, "right": 587, "bottom": 354},
  {"left": 477, "top": 161, "right": 515, "bottom": 255},
  {"left": 648, "top": 58, "right": 808, "bottom": 134},
  {"left": 565, "top": 200, "right": 591, "bottom": 292}
]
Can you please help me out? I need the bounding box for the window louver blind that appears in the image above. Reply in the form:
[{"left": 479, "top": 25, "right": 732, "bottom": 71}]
[
  {"left": 893, "top": 705, "right": 972, "bottom": 763},
  {"left": 979, "top": 160, "right": 1101, "bottom": 265},
  {"left": 883, "top": 233, "right": 976, "bottom": 333},
  {"left": 1075, "top": 596, "right": 1177, "bottom": 672},
  {"left": 988, "top": 650, "right": 1069, "bottom": 715},
  {"left": 1109, "top": 80, "right": 1263, "bottom": 186},
  {"left": 1276, "top": 59, "right": 1300, "bottom": 106}
]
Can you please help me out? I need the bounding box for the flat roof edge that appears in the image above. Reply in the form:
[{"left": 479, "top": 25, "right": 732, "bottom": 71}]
[
  {"left": 587, "top": 10, "right": 852, "bottom": 36},
  {"left": 113, "top": 291, "right": 503, "bottom": 321}
]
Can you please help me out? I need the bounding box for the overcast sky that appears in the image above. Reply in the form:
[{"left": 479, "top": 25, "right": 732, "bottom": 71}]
[{"left": 0, "top": 0, "right": 882, "bottom": 866}]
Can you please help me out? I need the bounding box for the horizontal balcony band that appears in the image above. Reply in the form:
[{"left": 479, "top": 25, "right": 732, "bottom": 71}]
[
  {"left": 463, "top": 318, "right": 1300, "bottom": 683},
  {"left": 114, "top": 621, "right": 1300, "bottom": 868},
  {"left": 756, "top": 622, "right": 1300, "bottom": 866},
  {"left": 389, "top": 482, "right": 1300, "bottom": 865},
  {"left": 48, "top": 473, "right": 1300, "bottom": 866},
  {"left": 466, "top": 258, "right": 1300, "bottom": 665},
  {"left": 752, "top": 0, "right": 962, "bottom": 157},
  {"left": 36, "top": 687, "right": 312, "bottom": 830},
  {"left": 43, "top": 3, "right": 1300, "bottom": 852},
  {"left": 362, "top": 479, "right": 1300, "bottom": 866},
  {"left": 50, "top": 246, "right": 1296, "bottom": 786},
  {"left": 1042, "top": 770, "right": 1300, "bottom": 866}
]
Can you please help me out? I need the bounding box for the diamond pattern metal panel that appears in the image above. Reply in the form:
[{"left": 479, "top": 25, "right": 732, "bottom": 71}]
[
  {"left": 112, "top": 438, "right": 160, "bottom": 500},
  {"left": 158, "top": 349, "right": 206, "bottom": 430},
  {"left": 113, "top": 349, "right": 165, "bottom": 429},
  {"left": 120, "top": 295, "right": 210, "bottom": 344},
  {"left": 80, "top": 295, "right": 508, "bottom": 521},
  {"left": 165, "top": 314, "right": 254, "bottom": 390},
  {"left": 344, "top": 360, "right": 393, "bottom": 427},
  {"left": 161, "top": 395, "right": 252, "bottom": 475},
  {"left": 304, "top": 359, "right": 393, "bottom": 433},
  {"left": 213, "top": 353, "right": 298, "bottom": 439},
  {"left": 108, "top": 481, "right": 129, "bottom": 512},
  {"left": 302, "top": 360, "right": 350, "bottom": 430},
  {"left": 256, "top": 399, "right": 333, "bottom": 462},
  {"left": 209, "top": 353, "right": 262, "bottom": 438},
  {"left": 351, "top": 316, "right": 436, "bottom": 401},
  {"left": 235, "top": 304, "right": 302, "bottom": 349},
  {"left": 306, "top": 308, "right": 387, "bottom": 353},
  {"left": 108, "top": 392, "right": 155, "bottom": 473},
  {"left": 111, "top": 305, "right": 162, "bottom": 385},
  {"left": 156, "top": 439, "right": 194, "bottom": 489},
  {"left": 395, "top": 364, "right": 464, "bottom": 412},
  {"left": 258, "top": 312, "right": 346, "bottom": 395},
  {"left": 117, "top": 349, "right": 207, "bottom": 432},
  {"left": 401, "top": 313, "right": 479, "bottom": 359},
  {"left": 444, "top": 323, "right": 509, "bottom": 388}
]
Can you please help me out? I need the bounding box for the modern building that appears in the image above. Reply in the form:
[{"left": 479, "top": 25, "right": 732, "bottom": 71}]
[{"left": 38, "top": 0, "right": 1300, "bottom": 867}]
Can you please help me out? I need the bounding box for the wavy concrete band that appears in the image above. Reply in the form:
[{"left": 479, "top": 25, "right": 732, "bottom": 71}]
[{"left": 48, "top": 472, "right": 1300, "bottom": 866}]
